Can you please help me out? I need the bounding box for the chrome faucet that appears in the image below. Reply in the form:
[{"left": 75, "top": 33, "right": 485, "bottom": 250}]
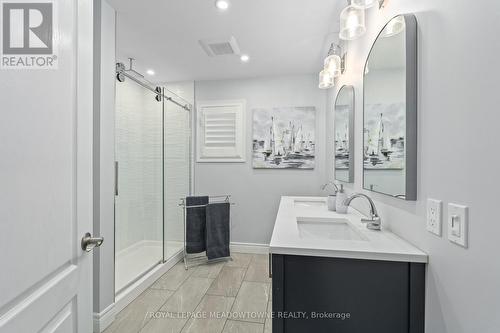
[{"left": 343, "top": 193, "right": 381, "bottom": 230}]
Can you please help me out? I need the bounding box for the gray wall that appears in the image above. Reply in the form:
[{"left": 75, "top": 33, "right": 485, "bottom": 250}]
[
  {"left": 326, "top": 1, "right": 500, "bottom": 332},
  {"left": 195, "top": 75, "right": 327, "bottom": 244}
]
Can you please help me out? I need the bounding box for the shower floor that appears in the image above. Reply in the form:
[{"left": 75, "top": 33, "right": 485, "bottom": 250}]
[{"left": 115, "top": 240, "right": 184, "bottom": 293}]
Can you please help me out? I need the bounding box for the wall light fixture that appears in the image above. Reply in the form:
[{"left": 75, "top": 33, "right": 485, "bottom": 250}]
[
  {"left": 339, "top": 4, "right": 366, "bottom": 41},
  {"left": 318, "top": 69, "right": 334, "bottom": 89},
  {"left": 351, "top": 0, "right": 385, "bottom": 9}
]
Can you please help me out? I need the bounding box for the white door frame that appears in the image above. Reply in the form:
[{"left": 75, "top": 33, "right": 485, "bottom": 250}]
[{"left": 76, "top": 0, "right": 95, "bottom": 331}]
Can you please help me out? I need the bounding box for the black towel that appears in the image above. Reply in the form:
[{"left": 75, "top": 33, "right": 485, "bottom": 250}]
[
  {"left": 206, "top": 202, "right": 231, "bottom": 260},
  {"left": 185, "top": 196, "right": 209, "bottom": 254}
]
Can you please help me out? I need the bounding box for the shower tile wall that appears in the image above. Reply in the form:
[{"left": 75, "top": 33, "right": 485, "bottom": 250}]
[{"left": 115, "top": 79, "right": 163, "bottom": 253}]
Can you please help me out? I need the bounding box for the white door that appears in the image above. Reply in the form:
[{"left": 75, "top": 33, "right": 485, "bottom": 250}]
[{"left": 0, "top": 0, "right": 94, "bottom": 332}]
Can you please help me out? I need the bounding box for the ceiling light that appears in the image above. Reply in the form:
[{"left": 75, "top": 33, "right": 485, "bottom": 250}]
[
  {"left": 318, "top": 70, "right": 334, "bottom": 89},
  {"left": 339, "top": 5, "right": 366, "bottom": 41},
  {"left": 146, "top": 69, "right": 155, "bottom": 76},
  {"left": 215, "top": 0, "right": 229, "bottom": 10},
  {"left": 240, "top": 54, "right": 250, "bottom": 62}
]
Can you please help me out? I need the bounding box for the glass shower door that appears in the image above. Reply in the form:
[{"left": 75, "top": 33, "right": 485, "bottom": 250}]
[
  {"left": 163, "top": 89, "right": 191, "bottom": 261},
  {"left": 114, "top": 78, "right": 164, "bottom": 293}
]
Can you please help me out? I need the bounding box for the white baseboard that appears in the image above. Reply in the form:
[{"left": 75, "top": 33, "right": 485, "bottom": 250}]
[
  {"left": 230, "top": 242, "right": 269, "bottom": 254},
  {"left": 93, "top": 303, "right": 116, "bottom": 333}
]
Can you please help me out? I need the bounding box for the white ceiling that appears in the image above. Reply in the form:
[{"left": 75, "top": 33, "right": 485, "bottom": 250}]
[{"left": 107, "top": 0, "right": 344, "bottom": 83}]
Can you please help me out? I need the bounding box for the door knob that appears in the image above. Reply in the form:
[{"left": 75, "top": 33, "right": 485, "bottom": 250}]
[{"left": 81, "top": 232, "right": 104, "bottom": 252}]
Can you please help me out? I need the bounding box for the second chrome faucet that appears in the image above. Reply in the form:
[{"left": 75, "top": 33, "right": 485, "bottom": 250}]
[{"left": 344, "top": 193, "right": 381, "bottom": 231}]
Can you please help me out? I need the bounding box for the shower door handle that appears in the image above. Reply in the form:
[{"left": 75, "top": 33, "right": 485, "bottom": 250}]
[
  {"left": 114, "top": 161, "right": 119, "bottom": 196},
  {"left": 81, "top": 232, "right": 104, "bottom": 252}
]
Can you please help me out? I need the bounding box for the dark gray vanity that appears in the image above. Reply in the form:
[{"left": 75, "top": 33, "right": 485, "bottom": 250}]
[
  {"left": 270, "top": 196, "right": 427, "bottom": 333},
  {"left": 271, "top": 254, "right": 425, "bottom": 333}
]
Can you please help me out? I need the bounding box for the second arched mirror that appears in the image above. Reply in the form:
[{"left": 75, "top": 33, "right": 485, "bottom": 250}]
[{"left": 334, "top": 85, "right": 355, "bottom": 183}]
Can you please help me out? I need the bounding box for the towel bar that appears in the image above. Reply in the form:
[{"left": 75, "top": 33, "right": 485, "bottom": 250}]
[{"left": 179, "top": 195, "right": 234, "bottom": 270}]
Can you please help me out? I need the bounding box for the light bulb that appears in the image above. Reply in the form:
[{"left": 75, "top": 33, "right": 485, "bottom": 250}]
[
  {"left": 339, "top": 5, "right": 366, "bottom": 41},
  {"left": 318, "top": 70, "right": 334, "bottom": 89},
  {"left": 240, "top": 54, "right": 250, "bottom": 62},
  {"left": 351, "top": 0, "right": 377, "bottom": 9},
  {"left": 381, "top": 16, "right": 405, "bottom": 38},
  {"left": 146, "top": 69, "right": 155, "bottom": 76},
  {"left": 324, "top": 54, "right": 341, "bottom": 77},
  {"left": 215, "top": 0, "right": 229, "bottom": 10}
]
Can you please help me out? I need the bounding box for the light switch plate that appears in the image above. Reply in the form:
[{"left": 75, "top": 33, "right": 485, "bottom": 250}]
[
  {"left": 426, "top": 199, "right": 442, "bottom": 236},
  {"left": 447, "top": 203, "right": 468, "bottom": 248}
]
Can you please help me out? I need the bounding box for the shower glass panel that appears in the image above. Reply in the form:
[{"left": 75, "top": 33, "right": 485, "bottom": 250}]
[
  {"left": 115, "top": 79, "right": 164, "bottom": 293},
  {"left": 163, "top": 89, "right": 191, "bottom": 261}
]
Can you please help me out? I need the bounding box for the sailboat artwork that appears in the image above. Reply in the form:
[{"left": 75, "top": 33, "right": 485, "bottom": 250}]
[
  {"left": 252, "top": 107, "right": 316, "bottom": 169},
  {"left": 363, "top": 103, "right": 405, "bottom": 170}
]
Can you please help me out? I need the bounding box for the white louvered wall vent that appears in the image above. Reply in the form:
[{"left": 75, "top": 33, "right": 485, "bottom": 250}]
[{"left": 197, "top": 100, "right": 246, "bottom": 162}]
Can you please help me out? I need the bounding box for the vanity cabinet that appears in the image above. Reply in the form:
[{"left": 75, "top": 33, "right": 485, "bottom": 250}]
[{"left": 271, "top": 254, "right": 425, "bottom": 333}]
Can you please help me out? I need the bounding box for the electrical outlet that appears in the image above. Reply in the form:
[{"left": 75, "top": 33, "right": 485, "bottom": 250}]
[
  {"left": 448, "top": 203, "right": 468, "bottom": 248},
  {"left": 427, "top": 199, "right": 442, "bottom": 236}
]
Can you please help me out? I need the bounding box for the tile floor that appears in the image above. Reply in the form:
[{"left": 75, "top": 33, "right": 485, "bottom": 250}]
[{"left": 105, "top": 253, "right": 272, "bottom": 333}]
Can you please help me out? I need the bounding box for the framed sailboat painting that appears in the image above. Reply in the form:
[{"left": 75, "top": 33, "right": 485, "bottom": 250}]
[{"left": 252, "top": 106, "right": 316, "bottom": 169}]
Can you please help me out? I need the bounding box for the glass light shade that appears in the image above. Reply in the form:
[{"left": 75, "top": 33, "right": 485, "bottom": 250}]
[
  {"left": 215, "top": 0, "right": 229, "bottom": 10},
  {"left": 381, "top": 16, "right": 405, "bottom": 38},
  {"left": 351, "top": 0, "right": 377, "bottom": 9},
  {"left": 339, "top": 5, "right": 366, "bottom": 41},
  {"left": 318, "top": 70, "right": 334, "bottom": 89},
  {"left": 324, "top": 54, "right": 342, "bottom": 77}
]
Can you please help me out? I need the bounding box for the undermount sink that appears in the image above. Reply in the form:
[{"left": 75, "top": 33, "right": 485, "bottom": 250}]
[
  {"left": 294, "top": 199, "right": 326, "bottom": 208},
  {"left": 297, "top": 217, "right": 367, "bottom": 241}
]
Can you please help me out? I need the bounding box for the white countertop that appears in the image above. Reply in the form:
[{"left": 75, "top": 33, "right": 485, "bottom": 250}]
[{"left": 269, "top": 196, "right": 428, "bottom": 263}]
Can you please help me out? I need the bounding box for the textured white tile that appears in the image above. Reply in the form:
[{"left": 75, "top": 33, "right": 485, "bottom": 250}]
[{"left": 115, "top": 79, "right": 163, "bottom": 252}]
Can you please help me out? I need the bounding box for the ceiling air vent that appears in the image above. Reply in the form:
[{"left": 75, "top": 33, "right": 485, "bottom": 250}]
[{"left": 199, "top": 36, "right": 241, "bottom": 57}]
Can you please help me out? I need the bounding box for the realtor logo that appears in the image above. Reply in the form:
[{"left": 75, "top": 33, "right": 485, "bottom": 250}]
[{"left": 1, "top": 0, "right": 57, "bottom": 69}]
